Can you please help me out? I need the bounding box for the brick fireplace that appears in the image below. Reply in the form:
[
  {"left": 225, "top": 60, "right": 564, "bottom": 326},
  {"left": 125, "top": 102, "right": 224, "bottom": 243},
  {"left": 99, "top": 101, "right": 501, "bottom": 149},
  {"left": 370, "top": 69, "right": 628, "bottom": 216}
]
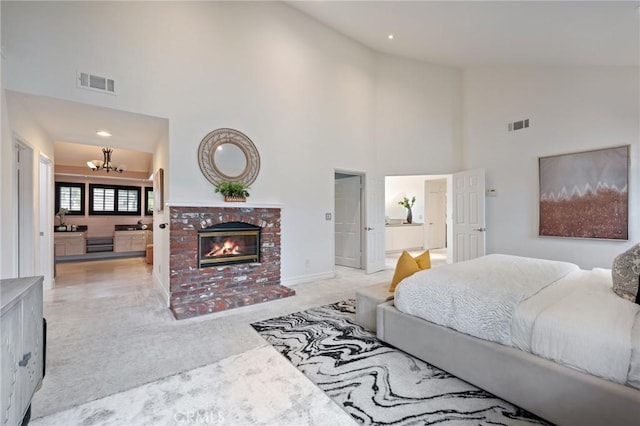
[{"left": 169, "top": 204, "right": 295, "bottom": 319}]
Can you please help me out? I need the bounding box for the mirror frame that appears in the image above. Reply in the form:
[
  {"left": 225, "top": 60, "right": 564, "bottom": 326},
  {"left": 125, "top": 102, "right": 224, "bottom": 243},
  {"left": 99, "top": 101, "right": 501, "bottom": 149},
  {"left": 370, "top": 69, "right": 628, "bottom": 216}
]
[{"left": 198, "top": 128, "right": 260, "bottom": 187}]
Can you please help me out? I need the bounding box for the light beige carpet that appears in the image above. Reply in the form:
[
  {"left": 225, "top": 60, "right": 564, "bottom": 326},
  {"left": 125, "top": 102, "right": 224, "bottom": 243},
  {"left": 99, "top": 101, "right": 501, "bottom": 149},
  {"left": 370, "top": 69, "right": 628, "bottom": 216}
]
[
  {"left": 34, "top": 258, "right": 393, "bottom": 420},
  {"left": 31, "top": 345, "right": 355, "bottom": 426}
]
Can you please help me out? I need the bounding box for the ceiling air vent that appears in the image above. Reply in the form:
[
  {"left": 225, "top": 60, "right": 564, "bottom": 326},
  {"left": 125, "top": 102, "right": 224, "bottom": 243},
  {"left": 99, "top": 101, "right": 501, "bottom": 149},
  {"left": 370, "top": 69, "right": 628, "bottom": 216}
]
[
  {"left": 508, "top": 118, "right": 529, "bottom": 132},
  {"left": 77, "top": 71, "right": 116, "bottom": 95}
]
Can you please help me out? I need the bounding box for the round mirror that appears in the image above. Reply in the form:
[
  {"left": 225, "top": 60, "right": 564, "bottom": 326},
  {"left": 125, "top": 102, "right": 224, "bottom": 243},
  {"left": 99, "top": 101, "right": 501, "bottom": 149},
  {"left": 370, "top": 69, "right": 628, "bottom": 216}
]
[
  {"left": 213, "top": 143, "right": 247, "bottom": 179},
  {"left": 198, "top": 128, "right": 260, "bottom": 186}
]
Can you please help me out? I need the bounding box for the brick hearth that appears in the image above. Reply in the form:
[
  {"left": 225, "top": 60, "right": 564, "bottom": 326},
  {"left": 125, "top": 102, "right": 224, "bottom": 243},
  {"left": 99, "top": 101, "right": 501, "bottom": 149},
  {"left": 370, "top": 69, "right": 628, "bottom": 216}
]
[{"left": 169, "top": 205, "right": 295, "bottom": 319}]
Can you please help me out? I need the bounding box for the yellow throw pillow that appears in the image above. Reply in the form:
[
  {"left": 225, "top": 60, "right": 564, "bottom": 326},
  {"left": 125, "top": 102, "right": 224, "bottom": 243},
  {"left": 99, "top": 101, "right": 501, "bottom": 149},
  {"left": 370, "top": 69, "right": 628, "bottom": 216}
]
[
  {"left": 389, "top": 250, "right": 432, "bottom": 292},
  {"left": 389, "top": 251, "right": 421, "bottom": 292},
  {"left": 415, "top": 250, "right": 431, "bottom": 270}
]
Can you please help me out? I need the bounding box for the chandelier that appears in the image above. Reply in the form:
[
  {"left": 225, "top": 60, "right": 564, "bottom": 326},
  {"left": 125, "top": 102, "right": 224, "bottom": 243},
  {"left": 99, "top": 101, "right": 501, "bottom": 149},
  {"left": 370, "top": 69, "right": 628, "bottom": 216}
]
[{"left": 87, "top": 147, "right": 125, "bottom": 173}]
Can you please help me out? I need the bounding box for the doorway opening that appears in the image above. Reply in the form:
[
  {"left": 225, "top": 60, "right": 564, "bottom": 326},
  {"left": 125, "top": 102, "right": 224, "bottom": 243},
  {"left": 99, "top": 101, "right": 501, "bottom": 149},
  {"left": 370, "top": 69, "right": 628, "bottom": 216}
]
[
  {"left": 384, "top": 169, "right": 487, "bottom": 266},
  {"left": 52, "top": 141, "right": 156, "bottom": 283},
  {"left": 334, "top": 171, "right": 364, "bottom": 269},
  {"left": 384, "top": 174, "right": 451, "bottom": 267}
]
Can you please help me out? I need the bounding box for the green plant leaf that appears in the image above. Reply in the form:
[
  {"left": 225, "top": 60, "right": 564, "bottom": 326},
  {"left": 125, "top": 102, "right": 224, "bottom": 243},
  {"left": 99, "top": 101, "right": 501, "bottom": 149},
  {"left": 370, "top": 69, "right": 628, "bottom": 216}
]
[{"left": 214, "top": 181, "right": 251, "bottom": 198}]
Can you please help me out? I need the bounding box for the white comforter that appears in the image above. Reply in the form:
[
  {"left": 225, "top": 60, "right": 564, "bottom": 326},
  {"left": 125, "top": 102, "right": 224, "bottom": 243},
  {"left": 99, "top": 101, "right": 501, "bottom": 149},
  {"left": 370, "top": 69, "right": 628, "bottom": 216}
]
[
  {"left": 394, "top": 254, "right": 640, "bottom": 387},
  {"left": 394, "top": 254, "right": 579, "bottom": 345},
  {"left": 512, "top": 268, "right": 640, "bottom": 384}
]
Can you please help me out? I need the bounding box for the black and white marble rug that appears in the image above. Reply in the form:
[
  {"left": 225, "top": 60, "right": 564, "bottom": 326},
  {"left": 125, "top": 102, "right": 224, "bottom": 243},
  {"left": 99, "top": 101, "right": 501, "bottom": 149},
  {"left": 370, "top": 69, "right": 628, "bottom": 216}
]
[{"left": 251, "top": 300, "right": 551, "bottom": 426}]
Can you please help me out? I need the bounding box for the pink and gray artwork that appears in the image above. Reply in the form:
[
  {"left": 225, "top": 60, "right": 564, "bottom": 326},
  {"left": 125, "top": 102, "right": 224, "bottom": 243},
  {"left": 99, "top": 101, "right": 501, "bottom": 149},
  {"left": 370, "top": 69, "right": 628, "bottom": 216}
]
[{"left": 539, "top": 145, "right": 629, "bottom": 240}]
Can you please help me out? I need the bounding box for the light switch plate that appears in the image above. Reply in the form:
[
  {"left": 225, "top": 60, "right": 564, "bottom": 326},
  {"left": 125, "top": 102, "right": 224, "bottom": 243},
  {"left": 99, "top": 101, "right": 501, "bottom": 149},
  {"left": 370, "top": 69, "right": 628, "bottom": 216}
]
[{"left": 325, "top": 213, "right": 332, "bottom": 220}]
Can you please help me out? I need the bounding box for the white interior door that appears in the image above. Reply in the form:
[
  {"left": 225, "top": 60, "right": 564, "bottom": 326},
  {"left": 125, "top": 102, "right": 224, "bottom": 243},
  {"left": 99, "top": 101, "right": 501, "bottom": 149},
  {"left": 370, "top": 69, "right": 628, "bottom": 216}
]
[
  {"left": 451, "top": 169, "right": 486, "bottom": 262},
  {"left": 425, "top": 179, "right": 447, "bottom": 249},
  {"left": 335, "top": 175, "right": 362, "bottom": 268},
  {"left": 364, "top": 173, "right": 386, "bottom": 274},
  {"left": 39, "top": 155, "right": 53, "bottom": 289},
  {"left": 15, "top": 140, "right": 35, "bottom": 277}
]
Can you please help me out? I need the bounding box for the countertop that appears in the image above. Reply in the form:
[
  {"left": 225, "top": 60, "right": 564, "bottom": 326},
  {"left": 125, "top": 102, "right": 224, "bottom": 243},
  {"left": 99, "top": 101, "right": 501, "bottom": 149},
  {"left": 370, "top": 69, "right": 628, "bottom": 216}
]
[
  {"left": 385, "top": 223, "right": 424, "bottom": 227},
  {"left": 114, "top": 224, "right": 151, "bottom": 231},
  {"left": 54, "top": 225, "right": 88, "bottom": 232}
]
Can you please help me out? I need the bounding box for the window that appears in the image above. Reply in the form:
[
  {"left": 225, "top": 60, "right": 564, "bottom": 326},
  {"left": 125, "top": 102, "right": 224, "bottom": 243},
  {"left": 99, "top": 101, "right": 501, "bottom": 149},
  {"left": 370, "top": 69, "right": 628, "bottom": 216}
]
[
  {"left": 145, "top": 187, "right": 154, "bottom": 215},
  {"left": 55, "top": 182, "right": 85, "bottom": 215},
  {"left": 118, "top": 188, "right": 139, "bottom": 213},
  {"left": 89, "top": 184, "right": 141, "bottom": 215},
  {"left": 92, "top": 186, "right": 115, "bottom": 212}
]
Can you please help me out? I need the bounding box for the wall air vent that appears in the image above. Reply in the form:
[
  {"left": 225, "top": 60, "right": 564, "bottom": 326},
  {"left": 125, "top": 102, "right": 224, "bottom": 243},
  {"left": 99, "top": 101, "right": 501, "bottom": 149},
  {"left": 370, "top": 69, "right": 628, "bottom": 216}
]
[
  {"left": 77, "top": 71, "right": 116, "bottom": 95},
  {"left": 508, "top": 118, "right": 529, "bottom": 132}
]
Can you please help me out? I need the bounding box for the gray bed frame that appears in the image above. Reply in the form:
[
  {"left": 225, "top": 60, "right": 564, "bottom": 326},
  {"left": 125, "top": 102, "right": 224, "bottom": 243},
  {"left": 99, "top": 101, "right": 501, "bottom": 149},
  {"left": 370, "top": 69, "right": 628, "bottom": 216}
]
[{"left": 377, "top": 301, "right": 640, "bottom": 426}]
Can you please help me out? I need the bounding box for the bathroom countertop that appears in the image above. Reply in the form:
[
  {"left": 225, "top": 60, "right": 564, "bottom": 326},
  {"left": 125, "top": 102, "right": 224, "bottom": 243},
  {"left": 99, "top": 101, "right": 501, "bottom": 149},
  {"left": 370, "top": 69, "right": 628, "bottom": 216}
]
[{"left": 54, "top": 225, "right": 88, "bottom": 232}]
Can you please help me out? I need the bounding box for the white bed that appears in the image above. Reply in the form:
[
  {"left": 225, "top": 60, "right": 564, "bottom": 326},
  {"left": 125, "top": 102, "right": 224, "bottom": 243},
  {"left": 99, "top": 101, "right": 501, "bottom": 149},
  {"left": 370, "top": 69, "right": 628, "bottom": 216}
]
[{"left": 378, "top": 254, "right": 640, "bottom": 425}]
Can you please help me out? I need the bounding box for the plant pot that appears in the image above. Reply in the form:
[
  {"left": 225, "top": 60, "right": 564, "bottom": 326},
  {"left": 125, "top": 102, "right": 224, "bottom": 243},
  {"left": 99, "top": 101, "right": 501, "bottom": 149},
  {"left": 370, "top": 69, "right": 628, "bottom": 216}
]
[{"left": 224, "top": 196, "right": 246, "bottom": 202}]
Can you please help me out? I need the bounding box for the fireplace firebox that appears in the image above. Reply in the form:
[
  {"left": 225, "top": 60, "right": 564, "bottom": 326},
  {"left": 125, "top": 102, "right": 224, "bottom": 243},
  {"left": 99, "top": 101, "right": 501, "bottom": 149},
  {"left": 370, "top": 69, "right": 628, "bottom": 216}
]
[{"left": 198, "top": 222, "right": 260, "bottom": 268}]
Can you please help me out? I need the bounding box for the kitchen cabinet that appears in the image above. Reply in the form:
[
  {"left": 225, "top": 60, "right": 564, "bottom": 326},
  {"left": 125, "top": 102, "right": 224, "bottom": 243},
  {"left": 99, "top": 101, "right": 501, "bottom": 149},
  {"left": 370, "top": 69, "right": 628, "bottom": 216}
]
[
  {"left": 1, "top": 276, "right": 44, "bottom": 426},
  {"left": 54, "top": 232, "right": 86, "bottom": 256},
  {"left": 385, "top": 224, "right": 424, "bottom": 253},
  {"left": 114, "top": 230, "right": 150, "bottom": 253}
]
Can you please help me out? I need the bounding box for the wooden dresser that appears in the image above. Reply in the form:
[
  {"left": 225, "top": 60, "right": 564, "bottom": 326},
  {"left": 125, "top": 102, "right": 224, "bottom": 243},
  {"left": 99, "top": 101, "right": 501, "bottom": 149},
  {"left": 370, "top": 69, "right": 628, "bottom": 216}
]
[{"left": 1, "top": 276, "right": 44, "bottom": 426}]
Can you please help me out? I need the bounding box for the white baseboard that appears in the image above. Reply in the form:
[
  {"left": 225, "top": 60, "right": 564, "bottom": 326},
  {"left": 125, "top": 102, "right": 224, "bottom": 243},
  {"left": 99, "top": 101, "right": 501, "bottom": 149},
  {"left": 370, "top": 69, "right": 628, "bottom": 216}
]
[
  {"left": 282, "top": 271, "right": 335, "bottom": 287},
  {"left": 152, "top": 269, "right": 170, "bottom": 306}
]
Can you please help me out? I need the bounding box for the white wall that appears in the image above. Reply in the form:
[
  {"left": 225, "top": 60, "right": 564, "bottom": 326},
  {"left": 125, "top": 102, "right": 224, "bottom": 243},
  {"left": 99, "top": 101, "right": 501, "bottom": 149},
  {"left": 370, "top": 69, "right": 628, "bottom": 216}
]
[
  {"left": 2, "top": 91, "right": 55, "bottom": 278},
  {"left": 0, "top": 1, "right": 375, "bottom": 284},
  {"left": 375, "top": 54, "right": 463, "bottom": 176},
  {"left": 464, "top": 66, "right": 640, "bottom": 269},
  {"left": 5, "top": 3, "right": 633, "bottom": 280},
  {"left": 151, "top": 127, "right": 170, "bottom": 303},
  {"left": 1, "top": 1, "right": 465, "bottom": 285},
  {"left": 0, "top": 41, "right": 6, "bottom": 279}
]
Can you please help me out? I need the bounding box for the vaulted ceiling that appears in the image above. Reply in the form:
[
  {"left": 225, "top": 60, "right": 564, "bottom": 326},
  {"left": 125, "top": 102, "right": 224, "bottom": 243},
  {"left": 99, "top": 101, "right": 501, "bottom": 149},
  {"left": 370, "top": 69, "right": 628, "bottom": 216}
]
[
  {"left": 289, "top": 1, "right": 640, "bottom": 67},
  {"left": 7, "top": 1, "right": 639, "bottom": 173}
]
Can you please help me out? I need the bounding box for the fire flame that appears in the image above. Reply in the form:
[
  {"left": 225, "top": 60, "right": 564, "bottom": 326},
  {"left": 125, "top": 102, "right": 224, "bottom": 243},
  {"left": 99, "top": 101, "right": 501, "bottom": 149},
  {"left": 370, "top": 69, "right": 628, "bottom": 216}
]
[{"left": 206, "top": 239, "right": 241, "bottom": 257}]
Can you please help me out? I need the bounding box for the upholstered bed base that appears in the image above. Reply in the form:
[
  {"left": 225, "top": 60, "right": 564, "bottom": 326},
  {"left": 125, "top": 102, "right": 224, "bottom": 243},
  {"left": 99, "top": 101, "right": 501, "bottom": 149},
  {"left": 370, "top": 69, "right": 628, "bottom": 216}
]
[{"left": 376, "top": 301, "right": 640, "bottom": 426}]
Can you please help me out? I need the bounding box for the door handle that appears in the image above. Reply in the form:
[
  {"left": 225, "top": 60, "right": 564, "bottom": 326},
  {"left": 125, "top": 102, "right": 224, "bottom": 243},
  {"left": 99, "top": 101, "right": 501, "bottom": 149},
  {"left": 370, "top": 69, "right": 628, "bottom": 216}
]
[
  {"left": 473, "top": 227, "right": 486, "bottom": 232},
  {"left": 18, "top": 352, "right": 31, "bottom": 367},
  {"left": 364, "top": 227, "right": 374, "bottom": 231}
]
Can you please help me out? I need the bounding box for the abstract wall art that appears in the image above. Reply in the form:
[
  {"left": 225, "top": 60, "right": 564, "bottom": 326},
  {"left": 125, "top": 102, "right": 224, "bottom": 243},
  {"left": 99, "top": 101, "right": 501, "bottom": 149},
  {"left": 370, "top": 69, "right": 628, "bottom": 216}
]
[{"left": 539, "top": 145, "right": 629, "bottom": 240}]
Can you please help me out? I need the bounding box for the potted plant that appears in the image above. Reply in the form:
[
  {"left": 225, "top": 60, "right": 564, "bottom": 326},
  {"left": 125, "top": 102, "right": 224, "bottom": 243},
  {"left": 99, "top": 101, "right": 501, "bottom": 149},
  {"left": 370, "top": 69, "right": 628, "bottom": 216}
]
[
  {"left": 398, "top": 196, "right": 416, "bottom": 224},
  {"left": 214, "top": 181, "right": 250, "bottom": 202},
  {"left": 56, "top": 208, "right": 68, "bottom": 231}
]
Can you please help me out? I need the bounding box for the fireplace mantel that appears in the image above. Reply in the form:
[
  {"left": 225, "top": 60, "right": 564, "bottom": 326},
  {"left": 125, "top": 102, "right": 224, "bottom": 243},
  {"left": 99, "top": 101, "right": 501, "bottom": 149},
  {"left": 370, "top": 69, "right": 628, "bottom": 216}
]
[{"left": 167, "top": 201, "right": 284, "bottom": 209}]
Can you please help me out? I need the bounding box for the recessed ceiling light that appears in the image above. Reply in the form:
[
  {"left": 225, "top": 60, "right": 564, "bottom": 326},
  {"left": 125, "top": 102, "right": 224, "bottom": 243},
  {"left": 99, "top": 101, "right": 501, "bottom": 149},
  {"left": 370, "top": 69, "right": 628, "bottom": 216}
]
[
  {"left": 96, "top": 130, "right": 112, "bottom": 137},
  {"left": 387, "top": 34, "right": 394, "bottom": 40}
]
